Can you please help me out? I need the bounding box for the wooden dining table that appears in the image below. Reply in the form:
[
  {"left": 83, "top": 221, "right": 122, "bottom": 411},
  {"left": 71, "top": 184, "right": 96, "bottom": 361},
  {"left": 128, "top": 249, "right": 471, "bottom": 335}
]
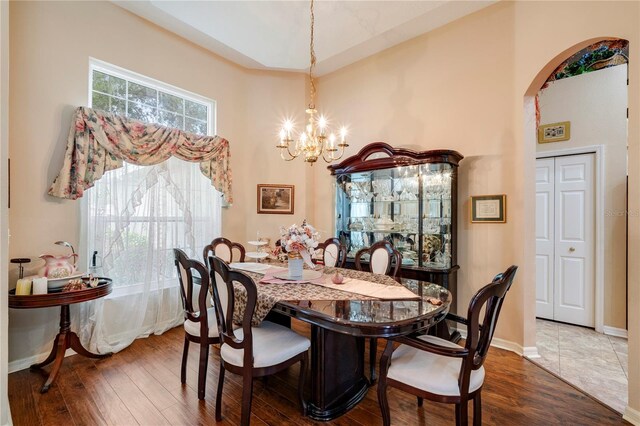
[{"left": 229, "top": 264, "right": 452, "bottom": 421}]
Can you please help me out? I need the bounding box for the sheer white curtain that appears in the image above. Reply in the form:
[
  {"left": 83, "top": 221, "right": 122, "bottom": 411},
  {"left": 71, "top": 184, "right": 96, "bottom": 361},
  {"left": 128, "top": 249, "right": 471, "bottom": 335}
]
[{"left": 74, "top": 157, "right": 221, "bottom": 353}]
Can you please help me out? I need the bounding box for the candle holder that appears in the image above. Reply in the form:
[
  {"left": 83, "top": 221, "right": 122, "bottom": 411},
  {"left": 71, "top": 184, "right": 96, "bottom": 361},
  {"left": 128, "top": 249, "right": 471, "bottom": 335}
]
[{"left": 10, "top": 258, "right": 31, "bottom": 279}]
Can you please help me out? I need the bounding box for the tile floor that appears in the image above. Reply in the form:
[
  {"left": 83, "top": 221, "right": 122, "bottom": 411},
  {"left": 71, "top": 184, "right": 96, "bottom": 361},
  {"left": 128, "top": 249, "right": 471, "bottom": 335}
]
[{"left": 530, "top": 319, "right": 628, "bottom": 414}]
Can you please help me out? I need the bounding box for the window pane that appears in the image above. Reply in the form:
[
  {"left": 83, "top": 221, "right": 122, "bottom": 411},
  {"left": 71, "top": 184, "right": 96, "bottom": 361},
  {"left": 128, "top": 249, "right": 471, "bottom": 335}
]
[
  {"left": 92, "top": 92, "right": 110, "bottom": 111},
  {"left": 110, "top": 75, "right": 126, "bottom": 98},
  {"left": 185, "top": 117, "right": 207, "bottom": 135},
  {"left": 129, "top": 102, "right": 157, "bottom": 123},
  {"left": 110, "top": 97, "right": 126, "bottom": 115},
  {"left": 159, "top": 92, "right": 184, "bottom": 114},
  {"left": 128, "top": 82, "right": 157, "bottom": 107},
  {"left": 185, "top": 100, "right": 207, "bottom": 121},
  {"left": 158, "top": 110, "right": 184, "bottom": 129},
  {"left": 92, "top": 71, "right": 110, "bottom": 94}
]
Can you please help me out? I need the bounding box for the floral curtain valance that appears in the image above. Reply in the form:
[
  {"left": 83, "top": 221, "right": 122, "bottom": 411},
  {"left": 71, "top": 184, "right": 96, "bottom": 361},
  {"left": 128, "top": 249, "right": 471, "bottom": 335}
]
[{"left": 48, "top": 106, "right": 233, "bottom": 203}]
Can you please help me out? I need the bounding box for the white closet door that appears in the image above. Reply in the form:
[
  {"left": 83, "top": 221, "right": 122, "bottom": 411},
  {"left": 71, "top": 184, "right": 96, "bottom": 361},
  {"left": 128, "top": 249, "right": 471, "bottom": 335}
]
[
  {"left": 553, "top": 154, "right": 595, "bottom": 327},
  {"left": 535, "top": 158, "right": 555, "bottom": 320}
]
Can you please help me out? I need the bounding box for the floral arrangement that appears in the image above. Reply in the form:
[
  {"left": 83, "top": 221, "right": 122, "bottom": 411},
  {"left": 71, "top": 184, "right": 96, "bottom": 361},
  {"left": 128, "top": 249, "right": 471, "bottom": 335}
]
[
  {"left": 277, "top": 219, "right": 319, "bottom": 254},
  {"left": 273, "top": 220, "right": 319, "bottom": 269}
]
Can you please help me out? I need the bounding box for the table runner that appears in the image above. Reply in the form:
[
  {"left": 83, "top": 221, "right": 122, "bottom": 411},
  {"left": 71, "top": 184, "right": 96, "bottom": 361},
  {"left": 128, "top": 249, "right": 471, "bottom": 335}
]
[{"left": 230, "top": 265, "right": 421, "bottom": 326}]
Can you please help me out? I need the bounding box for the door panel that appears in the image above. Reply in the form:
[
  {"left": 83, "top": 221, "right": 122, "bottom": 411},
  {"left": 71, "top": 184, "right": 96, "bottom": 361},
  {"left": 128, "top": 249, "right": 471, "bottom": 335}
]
[
  {"left": 553, "top": 154, "right": 595, "bottom": 327},
  {"left": 535, "top": 158, "right": 555, "bottom": 319},
  {"left": 558, "top": 256, "right": 586, "bottom": 308}
]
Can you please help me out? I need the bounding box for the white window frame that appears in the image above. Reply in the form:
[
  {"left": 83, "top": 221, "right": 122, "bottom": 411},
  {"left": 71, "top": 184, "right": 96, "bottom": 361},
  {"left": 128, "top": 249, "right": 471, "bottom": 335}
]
[{"left": 79, "top": 59, "right": 219, "bottom": 293}]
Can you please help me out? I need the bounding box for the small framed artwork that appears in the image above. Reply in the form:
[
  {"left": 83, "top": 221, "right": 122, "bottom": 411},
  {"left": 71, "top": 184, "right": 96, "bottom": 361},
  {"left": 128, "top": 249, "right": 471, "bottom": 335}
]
[
  {"left": 538, "top": 121, "right": 571, "bottom": 144},
  {"left": 471, "top": 195, "right": 506, "bottom": 223},
  {"left": 257, "top": 184, "right": 295, "bottom": 214}
]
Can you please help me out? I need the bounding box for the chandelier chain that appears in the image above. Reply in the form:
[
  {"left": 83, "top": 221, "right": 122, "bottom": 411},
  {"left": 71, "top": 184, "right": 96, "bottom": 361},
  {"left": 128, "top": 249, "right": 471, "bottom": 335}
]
[{"left": 308, "top": 0, "right": 316, "bottom": 109}]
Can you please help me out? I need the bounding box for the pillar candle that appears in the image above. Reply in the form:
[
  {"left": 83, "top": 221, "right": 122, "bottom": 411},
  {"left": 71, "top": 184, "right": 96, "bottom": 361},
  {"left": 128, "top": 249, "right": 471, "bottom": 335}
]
[
  {"left": 32, "top": 277, "right": 48, "bottom": 295},
  {"left": 15, "top": 278, "right": 32, "bottom": 295}
]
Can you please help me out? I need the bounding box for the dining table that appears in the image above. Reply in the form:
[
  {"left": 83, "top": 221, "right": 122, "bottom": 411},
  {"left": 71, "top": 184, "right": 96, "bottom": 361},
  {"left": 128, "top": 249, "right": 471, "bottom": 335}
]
[{"left": 227, "top": 262, "right": 452, "bottom": 421}]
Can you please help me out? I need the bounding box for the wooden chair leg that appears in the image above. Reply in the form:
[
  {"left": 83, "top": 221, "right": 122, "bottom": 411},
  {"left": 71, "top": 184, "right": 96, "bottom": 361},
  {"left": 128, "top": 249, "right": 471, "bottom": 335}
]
[
  {"left": 377, "top": 376, "right": 391, "bottom": 426},
  {"left": 417, "top": 396, "right": 423, "bottom": 407},
  {"left": 181, "top": 335, "right": 189, "bottom": 384},
  {"left": 455, "top": 400, "right": 468, "bottom": 426},
  {"left": 298, "top": 353, "right": 308, "bottom": 416},
  {"left": 197, "top": 341, "right": 209, "bottom": 400},
  {"left": 240, "top": 373, "right": 254, "bottom": 426},
  {"left": 215, "top": 362, "right": 225, "bottom": 421},
  {"left": 369, "top": 337, "right": 378, "bottom": 382},
  {"left": 473, "top": 393, "right": 482, "bottom": 426}
]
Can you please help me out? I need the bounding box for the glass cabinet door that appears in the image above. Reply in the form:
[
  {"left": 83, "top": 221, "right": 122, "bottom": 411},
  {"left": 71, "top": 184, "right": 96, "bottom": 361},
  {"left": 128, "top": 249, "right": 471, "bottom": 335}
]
[
  {"left": 420, "top": 163, "right": 453, "bottom": 269},
  {"left": 335, "top": 166, "right": 421, "bottom": 267}
]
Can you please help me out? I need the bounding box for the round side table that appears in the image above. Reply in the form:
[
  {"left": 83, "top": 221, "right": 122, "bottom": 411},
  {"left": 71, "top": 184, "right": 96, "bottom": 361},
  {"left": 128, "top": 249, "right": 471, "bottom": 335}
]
[{"left": 8, "top": 279, "right": 113, "bottom": 393}]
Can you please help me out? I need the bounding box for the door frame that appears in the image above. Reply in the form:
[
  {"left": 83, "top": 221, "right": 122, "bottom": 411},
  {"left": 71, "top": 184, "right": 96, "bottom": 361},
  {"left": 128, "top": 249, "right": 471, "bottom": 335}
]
[{"left": 536, "top": 145, "right": 604, "bottom": 333}]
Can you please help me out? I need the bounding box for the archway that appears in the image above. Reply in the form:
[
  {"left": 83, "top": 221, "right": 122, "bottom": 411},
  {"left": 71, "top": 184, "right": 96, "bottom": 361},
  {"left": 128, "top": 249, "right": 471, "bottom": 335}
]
[{"left": 523, "top": 37, "right": 630, "bottom": 413}]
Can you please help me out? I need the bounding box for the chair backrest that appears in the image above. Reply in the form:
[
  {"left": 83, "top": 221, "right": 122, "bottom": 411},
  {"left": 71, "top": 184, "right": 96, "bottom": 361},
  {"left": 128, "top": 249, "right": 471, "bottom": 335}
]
[
  {"left": 203, "top": 237, "right": 246, "bottom": 266},
  {"left": 355, "top": 241, "right": 402, "bottom": 279},
  {"left": 317, "top": 238, "right": 347, "bottom": 267},
  {"left": 209, "top": 255, "right": 256, "bottom": 367},
  {"left": 465, "top": 265, "right": 518, "bottom": 370},
  {"left": 174, "top": 249, "right": 211, "bottom": 336}
]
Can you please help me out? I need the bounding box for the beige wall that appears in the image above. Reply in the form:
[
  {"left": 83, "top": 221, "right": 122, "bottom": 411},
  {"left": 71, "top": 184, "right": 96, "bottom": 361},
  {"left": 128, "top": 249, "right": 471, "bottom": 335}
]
[
  {"left": 537, "top": 64, "right": 628, "bottom": 329},
  {"left": 313, "top": 0, "right": 640, "bottom": 414},
  {"left": 6, "top": 0, "right": 640, "bottom": 419},
  {"left": 7, "top": 1, "right": 307, "bottom": 364}
]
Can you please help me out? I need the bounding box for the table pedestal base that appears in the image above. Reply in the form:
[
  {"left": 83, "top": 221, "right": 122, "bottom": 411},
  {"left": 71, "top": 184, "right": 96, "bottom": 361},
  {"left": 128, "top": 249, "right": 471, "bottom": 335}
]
[
  {"left": 308, "top": 325, "right": 370, "bottom": 421},
  {"left": 30, "top": 304, "right": 112, "bottom": 393}
]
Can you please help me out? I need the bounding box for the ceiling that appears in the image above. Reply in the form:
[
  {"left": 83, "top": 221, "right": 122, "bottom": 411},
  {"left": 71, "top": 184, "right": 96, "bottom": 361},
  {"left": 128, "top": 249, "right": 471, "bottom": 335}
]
[{"left": 114, "top": 0, "right": 496, "bottom": 76}]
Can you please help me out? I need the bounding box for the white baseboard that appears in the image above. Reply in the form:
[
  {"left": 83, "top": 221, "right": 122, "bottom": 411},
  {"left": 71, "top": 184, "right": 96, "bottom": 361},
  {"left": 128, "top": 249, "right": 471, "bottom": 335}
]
[
  {"left": 522, "top": 346, "right": 541, "bottom": 359},
  {"left": 624, "top": 406, "right": 640, "bottom": 425},
  {"left": 455, "top": 329, "right": 527, "bottom": 357},
  {"left": 603, "top": 326, "right": 628, "bottom": 339},
  {"left": 8, "top": 348, "right": 76, "bottom": 374}
]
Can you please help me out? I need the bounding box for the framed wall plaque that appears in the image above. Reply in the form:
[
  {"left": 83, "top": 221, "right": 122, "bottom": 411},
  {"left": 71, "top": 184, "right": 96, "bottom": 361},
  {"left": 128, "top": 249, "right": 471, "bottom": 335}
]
[
  {"left": 471, "top": 194, "right": 506, "bottom": 223},
  {"left": 538, "top": 121, "right": 571, "bottom": 143}
]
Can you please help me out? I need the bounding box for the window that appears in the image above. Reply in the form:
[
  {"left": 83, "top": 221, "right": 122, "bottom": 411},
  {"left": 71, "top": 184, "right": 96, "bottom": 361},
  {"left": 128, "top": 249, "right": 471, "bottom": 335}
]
[
  {"left": 90, "top": 60, "right": 214, "bottom": 135},
  {"left": 86, "top": 59, "right": 221, "bottom": 295}
]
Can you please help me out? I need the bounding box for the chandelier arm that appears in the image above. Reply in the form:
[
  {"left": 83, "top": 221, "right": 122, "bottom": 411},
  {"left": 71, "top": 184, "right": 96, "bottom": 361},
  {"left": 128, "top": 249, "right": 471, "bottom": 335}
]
[
  {"left": 285, "top": 143, "right": 301, "bottom": 159},
  {"left": 321, "top": 145, "right": 345, "bottom": 163},
  {"left": 280, "top": 146, "right": 298, "bottom": 161}
]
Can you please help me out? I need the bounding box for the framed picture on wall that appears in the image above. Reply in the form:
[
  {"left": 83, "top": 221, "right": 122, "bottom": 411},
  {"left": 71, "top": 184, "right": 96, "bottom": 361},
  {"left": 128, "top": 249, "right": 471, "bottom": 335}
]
[
  {"left": 538, "top": 121, "right": 571, "bottom": 143},
  {"left": 257, "top": 184, "right": 295, "bottom": 214},
  {"left": 470, "top": 194, "right": 506, "bottom": 223}
]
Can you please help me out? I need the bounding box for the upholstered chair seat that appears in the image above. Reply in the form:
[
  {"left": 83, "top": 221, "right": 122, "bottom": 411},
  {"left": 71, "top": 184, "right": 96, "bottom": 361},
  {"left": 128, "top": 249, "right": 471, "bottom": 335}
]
[
  {"left": 388, "top": 335, "right": 485, "bottom": 396},
  {"left": 183, "top": 307, "right": 219, "bottom": 338},
  {"left": 220, "top": 321, "right": 310, "bottom": 368}
]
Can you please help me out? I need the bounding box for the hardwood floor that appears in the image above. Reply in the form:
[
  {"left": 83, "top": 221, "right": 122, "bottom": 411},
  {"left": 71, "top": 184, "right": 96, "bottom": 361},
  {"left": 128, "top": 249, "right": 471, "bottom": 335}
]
[{"left": 9, "top": 321, "right": 627, "bottom": 425}]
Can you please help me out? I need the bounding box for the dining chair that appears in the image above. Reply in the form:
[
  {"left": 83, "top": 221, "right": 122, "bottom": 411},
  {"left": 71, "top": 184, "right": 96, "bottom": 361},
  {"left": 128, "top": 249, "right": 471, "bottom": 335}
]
[
  {"left": 173, "top": 249, "right": 220, "bottom": 400},
  {"left": 355, "top": 240, "right": 402, "bottom": 280},
  {"left": 316, "top": 237, "right": 347, "bottom": 267},
  {"left": 209, "top": 255, "right": 310, "bottom": 426},
  {"left": 377, "top": 265, "right": 518, "bottom": 426},
  {"left": 203, "top": 237, "right": 246, "bottom": 266},
  {"left": 354, "top": 240, "right": 402, "bottom": 381}
]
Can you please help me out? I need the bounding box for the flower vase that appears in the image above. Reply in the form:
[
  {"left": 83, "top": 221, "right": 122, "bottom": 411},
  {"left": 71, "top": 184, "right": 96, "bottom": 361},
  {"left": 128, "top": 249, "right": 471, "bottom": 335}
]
[{"left": 288, "top": 251, "right": 304, "bottom": 278}]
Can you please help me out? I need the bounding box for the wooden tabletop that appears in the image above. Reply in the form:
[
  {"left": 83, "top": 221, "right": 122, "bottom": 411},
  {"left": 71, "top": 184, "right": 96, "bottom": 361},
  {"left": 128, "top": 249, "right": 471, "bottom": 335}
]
[{"left": 8, "top": 279, "right": 113, "bottom": 309}]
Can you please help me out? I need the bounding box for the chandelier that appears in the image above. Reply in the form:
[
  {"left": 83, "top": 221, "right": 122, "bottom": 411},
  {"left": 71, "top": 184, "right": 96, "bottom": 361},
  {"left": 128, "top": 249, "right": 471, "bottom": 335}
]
[{"left": 276, "top": 0, "right": 349, "bottom": 165}]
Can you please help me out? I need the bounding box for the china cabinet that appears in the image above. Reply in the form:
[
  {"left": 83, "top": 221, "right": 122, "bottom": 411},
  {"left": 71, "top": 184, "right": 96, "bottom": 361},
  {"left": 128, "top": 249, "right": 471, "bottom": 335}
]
[{"left": 328, "top": 142, "right": 463, "bottom": 313}]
